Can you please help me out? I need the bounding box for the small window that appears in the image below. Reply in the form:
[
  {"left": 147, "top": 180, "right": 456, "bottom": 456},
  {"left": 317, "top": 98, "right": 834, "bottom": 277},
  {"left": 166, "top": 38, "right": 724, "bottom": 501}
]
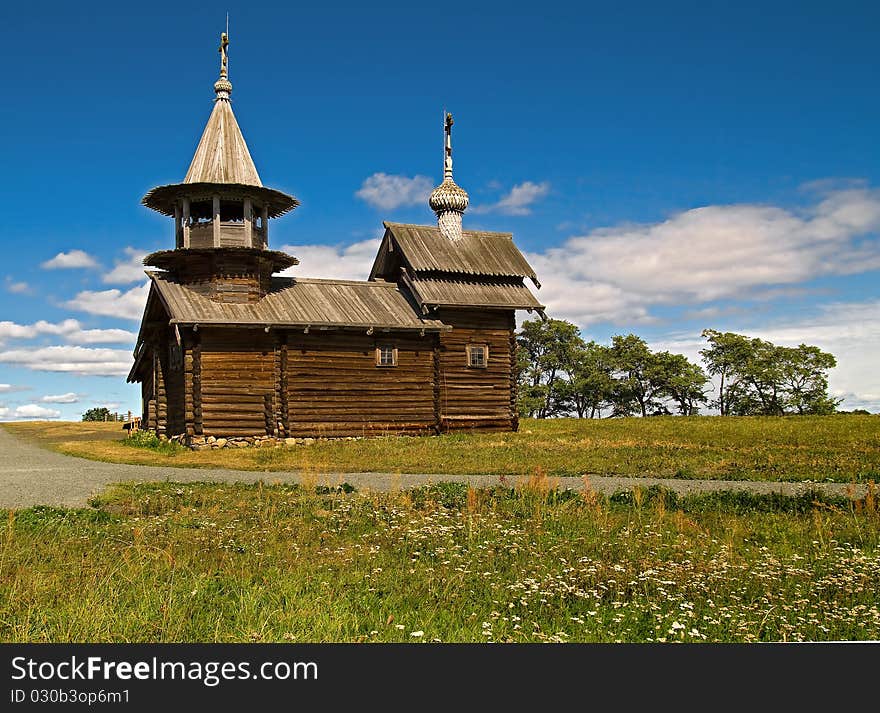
[
  {"left": 168, "top": 341, "right": 183, "bottom": 371},
  {"left": 376, "top": 345, "right": 398, "bottom": 367},
  {"left": 467, "top": 344, "right": 488, "bottom": 368}
]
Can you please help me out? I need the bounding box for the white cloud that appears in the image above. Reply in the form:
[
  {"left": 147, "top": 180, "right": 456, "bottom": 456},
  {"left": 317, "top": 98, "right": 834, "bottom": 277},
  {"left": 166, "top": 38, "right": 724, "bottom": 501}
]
[
  {"left": 103, "top": 247, "right": 149, "bottom": 284},
  {"left": 40, "top": 392, "right": 80, "bottom": 404},
  {"left": 473, "top": 181, "right": 550, "bottom": 216},
  {"left": 355, "top": 173, "right": 433, "bottom": 210},
  {"left": 8, "top": 404, "right": 62, "bottom": 419},
  {"left": 652, "top": 299, "right": 880, "bottom": 413},
  {"left": 65, "top": 282, "right": 149, "bottom": 321},
  {"left": 0, "top": 384, "right": 28, "bottom": 393},
  {"left": 278, "top": 239, "right": 381, "bottom": 281},
  {"left": 41, "top": 249, "right": 99, "bottom": 269},
  {"left": 69, "top": 328, "right": 137, "bottom": 344},
  {"left": 0, "top": 319, "right": 136, "bottom": 345},
  {"left": 0, "top": 346, "right": 132, "bottom": 376},
  {"left": 529, "top": 186, "right": 880, "bottom": 325},
  {"left": 5, "top": 277, "right": 31, "bottom": 294}
]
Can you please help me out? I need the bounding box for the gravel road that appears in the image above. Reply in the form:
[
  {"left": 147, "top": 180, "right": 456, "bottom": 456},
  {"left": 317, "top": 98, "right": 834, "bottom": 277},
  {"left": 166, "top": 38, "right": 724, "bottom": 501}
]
[{"left": 0, "top": 426, "right": 867, "bottom": 509}]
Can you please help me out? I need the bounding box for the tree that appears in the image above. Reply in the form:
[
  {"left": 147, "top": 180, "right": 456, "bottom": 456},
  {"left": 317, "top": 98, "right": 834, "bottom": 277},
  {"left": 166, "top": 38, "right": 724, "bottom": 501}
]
[
  {"left": 655, "top": 351, "right": 709, "bottom": 416},
  {"left": 699, "top": 330, "right": 753, "bottom": 416},
  {"left": 776, "top": 344, "right": 839, "bottom": 415},
  {"left": 516, "top": 318, "right": 585, "bottom": 418},
  {"left": 699, "top": 330, "right": 840, "bottom": 415},
  {"left": 82, "top": 407, "right": 112, "bottom": 422},
  {"left": 564, "top": 341, "right": 616, "bottom": 418},
  {"left": 608, "top": 335, "right": 667, "bottom": 417}
]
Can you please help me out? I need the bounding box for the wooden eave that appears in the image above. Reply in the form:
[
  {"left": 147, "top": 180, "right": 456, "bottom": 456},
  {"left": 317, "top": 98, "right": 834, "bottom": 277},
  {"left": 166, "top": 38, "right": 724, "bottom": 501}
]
[
  {"left": 401, "top": 270, "right": 545, "bottom": 312},
  {"left": 148, "top": 274, "right": 449, "bottom": 333},
  {"left": 372, "top": 222, "right": 541, "bottom": 286}
]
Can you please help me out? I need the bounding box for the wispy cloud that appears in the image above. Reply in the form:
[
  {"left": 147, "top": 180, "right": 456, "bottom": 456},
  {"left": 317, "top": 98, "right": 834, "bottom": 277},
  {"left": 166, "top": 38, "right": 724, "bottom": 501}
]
[
  {"left": 41, "top": 249, "right": 99, "bottom": 270},
  {"left": 355, "top": 173, "right": 433, "bottom": 210},
  {"left": 0, "top": 346, "right": 132, "bottom": 376},
  {"left": 40, "top": 392, "right": 80, "bottom": 404},
  {"left": 0, "top": 319, "right": 136, "bottom": 345},
  {"left": 279, "top": 239, "right": 381, "bottom": 281},
  {"left": 472, "top": 181, "right": 550, "bottom": 216},
  {"left": 4, "top": 277, "right": 32, "bottom": 294},
  {"left": 65, "top": 283, "right": 149, "bottom": 321},
  {"left": 102, "top": 247, "right": 149, "bottom": 284},
  {"left": 3, "top": 404, "right": 62, "bottom": 419},
  {"left": 529, "top": 186, "right": 880, "bottom": 325}
]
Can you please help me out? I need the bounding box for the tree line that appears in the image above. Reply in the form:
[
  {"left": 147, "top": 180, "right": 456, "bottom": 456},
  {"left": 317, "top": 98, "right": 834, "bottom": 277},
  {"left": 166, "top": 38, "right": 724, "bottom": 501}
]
[{"left": 516, "top": 319, "right": 840, "bottom": 418}]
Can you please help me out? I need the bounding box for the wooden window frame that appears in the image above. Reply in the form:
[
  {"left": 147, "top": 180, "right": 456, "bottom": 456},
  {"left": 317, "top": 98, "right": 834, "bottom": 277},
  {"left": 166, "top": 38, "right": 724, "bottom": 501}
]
[
  {"left": 375, "top": 345, "right": 398, "bottom": 367},
  {"left": 168, "top": 341, "right": 183, "bottom": 371},
  {"left": 466, "top": 343, "right": 489, "bottom": 369}
]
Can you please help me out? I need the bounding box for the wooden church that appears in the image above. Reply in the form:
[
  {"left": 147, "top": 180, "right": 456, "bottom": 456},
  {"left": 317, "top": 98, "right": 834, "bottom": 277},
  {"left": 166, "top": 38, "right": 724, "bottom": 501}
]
[{"left": 128, "top": 33, "right": 544, "bottom": 441}]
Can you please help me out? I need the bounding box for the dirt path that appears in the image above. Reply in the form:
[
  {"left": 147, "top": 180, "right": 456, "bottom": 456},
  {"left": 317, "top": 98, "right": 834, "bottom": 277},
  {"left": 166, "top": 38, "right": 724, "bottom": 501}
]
[{"left": 0, "top": 427, "right": 867, "bottom": 509}]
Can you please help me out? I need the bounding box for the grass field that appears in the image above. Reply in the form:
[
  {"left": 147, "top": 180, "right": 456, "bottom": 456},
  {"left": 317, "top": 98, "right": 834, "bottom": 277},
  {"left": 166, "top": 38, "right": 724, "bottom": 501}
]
[
  {"left": 1, "top": 477, "right": 878, "bottom": 642},
  {"left": 4, "top": 414, "right": 879, "bottom": 482}
]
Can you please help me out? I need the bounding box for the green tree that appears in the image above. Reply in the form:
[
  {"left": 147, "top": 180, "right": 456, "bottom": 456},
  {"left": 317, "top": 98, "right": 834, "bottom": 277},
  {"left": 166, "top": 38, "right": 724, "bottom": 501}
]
[
  {"left": 564, "top": 341, "right": 616, "bottom": 418},
  {"left": 776, "top": 344, "right": 840, "bottom": 415},
  {"left": 516, "top": 318, "right": 586, "bottom": 418},
  {"left": 608, "top": 335, "right": 666, "bottom": 417},
  {"left": 700, "top": 330, "right": 839, "bottom": 415},
  {"left": 82, "top": 407, "right": 112, "bottom": 422},
  {"left": 699, "top": 330, "right": 753, "bottom": 415},
  {"left": 655, "top": 351, "right": 709, "bottom": 416}
]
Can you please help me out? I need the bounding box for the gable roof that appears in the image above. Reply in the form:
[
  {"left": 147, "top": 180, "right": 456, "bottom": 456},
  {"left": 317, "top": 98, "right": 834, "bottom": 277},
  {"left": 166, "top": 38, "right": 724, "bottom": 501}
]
[
  {"left": 372, "top": 222, "right": 539, "bottom": 284},
  {"left": 148, "top": 273, "right": 447, "bottom": 332}
]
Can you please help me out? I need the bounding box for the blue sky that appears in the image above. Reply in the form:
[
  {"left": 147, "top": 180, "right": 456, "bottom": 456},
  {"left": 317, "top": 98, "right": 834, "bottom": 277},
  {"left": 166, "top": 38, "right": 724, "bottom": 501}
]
[{"left": 1, "top": 0, "right": 879, "bottom": 419}]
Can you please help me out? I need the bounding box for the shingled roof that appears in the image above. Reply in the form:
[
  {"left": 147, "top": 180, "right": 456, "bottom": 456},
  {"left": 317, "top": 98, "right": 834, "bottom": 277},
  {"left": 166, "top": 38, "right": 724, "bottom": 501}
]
[
  {"left": 147, "top": 273, "right": 447, "bottom": 332},
  {"left": 371, "top": 222, "right": 540, "bottom": 284},
  {"left": 183, "top": 94, "right": 261, "bottom": 186},
  {"left": 403, "top": 273, "right": 545, "bottom": 312}
]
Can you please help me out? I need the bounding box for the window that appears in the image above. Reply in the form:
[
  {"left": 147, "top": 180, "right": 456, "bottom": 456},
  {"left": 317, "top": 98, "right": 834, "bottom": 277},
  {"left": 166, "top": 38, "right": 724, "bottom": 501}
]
[
  {"left": 376, "top": 345, "right": 398, "bottom": 367},
  {"left": 467, "top": 344, "right": 488, "bottom": 368},
  {"left": 168, "top": 341, "right": 183, "bottom": 371}
]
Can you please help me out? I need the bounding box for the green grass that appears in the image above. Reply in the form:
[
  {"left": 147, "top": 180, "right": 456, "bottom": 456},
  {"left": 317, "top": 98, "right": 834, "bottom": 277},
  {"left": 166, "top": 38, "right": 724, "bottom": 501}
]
[
  {"left": 4, "top": 414, "right": 879, "bottom": 482},
  {"left": 1, "top": 478, "right": 878, "bottom": 642}
]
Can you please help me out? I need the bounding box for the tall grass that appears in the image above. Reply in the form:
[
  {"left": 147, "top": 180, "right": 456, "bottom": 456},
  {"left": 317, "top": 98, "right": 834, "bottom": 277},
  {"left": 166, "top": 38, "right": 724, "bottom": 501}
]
[{"left": 1, "top": 478, "right": 878, "bottom": 642}]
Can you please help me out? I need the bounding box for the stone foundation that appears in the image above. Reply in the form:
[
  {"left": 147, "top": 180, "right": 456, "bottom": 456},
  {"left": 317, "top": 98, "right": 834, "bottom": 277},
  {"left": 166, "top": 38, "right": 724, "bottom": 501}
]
[{"left": 168, "top": 434, "right": 361, "bottom": 450}]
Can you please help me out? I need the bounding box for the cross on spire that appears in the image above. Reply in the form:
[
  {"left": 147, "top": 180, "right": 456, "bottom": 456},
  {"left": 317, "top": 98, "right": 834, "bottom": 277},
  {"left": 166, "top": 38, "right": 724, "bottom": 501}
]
[
  {"left": 219, "top": 31, "right": 229, "bottom": 79},
  {"left": 444, "top": 112, "right": 454, "bottom": 180},
  {"left": 214, "top": 29, "right": 232, "bottom": 99}
]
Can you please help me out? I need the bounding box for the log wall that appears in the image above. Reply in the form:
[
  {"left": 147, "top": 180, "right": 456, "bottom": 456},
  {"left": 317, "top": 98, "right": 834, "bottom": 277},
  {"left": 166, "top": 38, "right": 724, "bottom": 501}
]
[
  {"left": 286, "top": 331, "right": 436, "bottom": 437},
  {"left": 199, "top": 329, "right": 275, "bottom": 436},
  {"left": 146, "top": 314, "right": 518, "bottom": 439},
  {"left": 436, "top": 308, "right": 517, "bottom": 431}
]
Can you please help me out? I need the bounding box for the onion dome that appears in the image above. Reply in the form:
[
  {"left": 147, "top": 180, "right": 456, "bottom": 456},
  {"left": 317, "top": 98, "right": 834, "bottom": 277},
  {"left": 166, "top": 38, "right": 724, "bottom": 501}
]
[
  {"left": 429, "top": 113, "right": 468, "bottom": 241},
  {"left": 429, "top": 177, "right": 470, "bottom": 214}
]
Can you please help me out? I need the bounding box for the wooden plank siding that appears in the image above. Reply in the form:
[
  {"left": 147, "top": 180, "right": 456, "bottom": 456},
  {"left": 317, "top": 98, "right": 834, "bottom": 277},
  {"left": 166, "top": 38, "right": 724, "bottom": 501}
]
[
  {"left": 436, "top": 308, "right": 517, "bottom": 431},
  {"left": 285, "top": 332, "right": 436, "bottom": 437}
]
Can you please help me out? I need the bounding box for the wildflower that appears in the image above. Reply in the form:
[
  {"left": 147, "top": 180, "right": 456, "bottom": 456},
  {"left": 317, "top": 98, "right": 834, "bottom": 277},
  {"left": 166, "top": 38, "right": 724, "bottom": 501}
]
[{"left": 410, "top": 631, "right": 424, "bottom": 638}]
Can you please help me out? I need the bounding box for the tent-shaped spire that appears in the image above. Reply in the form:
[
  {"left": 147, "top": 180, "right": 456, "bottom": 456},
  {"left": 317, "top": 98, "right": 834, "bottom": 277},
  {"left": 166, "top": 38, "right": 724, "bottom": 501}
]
[
  {"left": 183, "top": 31, "right": 261, "bottom": 186},
  {"left": 142, "top": 31, "right": 297, "bottom": 219},
  {"left": 183, "top": 94, "right": 262, "bottom": 185}
]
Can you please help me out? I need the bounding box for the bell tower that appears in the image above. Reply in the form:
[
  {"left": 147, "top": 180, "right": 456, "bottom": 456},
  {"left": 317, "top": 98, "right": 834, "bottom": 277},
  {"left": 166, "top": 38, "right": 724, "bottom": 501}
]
[{"left": 141, "top": 31, "right": 299, "bottom": 302}]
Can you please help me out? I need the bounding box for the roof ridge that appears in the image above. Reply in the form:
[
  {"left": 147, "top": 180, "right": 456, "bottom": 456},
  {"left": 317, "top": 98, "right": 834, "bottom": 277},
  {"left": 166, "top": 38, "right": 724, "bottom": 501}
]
[
  {"left": 384, "top": 221, "right": 513, "bottom": 238},
  {"left": 275, "top": 276, "right": 397, "bottom": 288}
]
